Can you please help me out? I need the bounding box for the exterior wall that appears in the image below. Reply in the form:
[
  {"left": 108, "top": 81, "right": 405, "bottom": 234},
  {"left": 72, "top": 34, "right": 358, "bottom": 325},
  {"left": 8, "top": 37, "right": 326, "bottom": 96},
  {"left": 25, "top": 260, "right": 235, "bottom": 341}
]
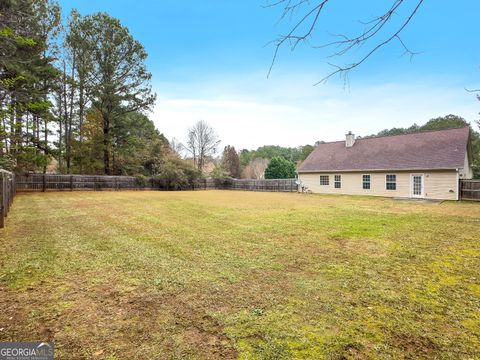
[
  {"left": 298, "top": 170, "right": 458, "bottom": 200},
  {"left": 459, "top": 152, "right": 473, "bottom": 179}
]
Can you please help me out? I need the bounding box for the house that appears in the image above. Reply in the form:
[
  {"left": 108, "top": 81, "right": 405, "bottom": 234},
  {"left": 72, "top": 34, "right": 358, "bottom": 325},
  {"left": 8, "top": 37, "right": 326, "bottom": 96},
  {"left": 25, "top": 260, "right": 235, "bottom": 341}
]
[{"left": 297, "top": 127, "right": 473, "bottom": 200}]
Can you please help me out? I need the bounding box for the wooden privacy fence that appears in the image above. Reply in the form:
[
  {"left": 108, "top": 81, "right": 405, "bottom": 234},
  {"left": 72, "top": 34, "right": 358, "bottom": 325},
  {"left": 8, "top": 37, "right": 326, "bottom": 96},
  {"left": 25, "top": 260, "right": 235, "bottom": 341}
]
[
  {"left": 16, "top": 174, "right": 138, "bottom": 192},
  {"left": 212, "top": 178, "right": 298, "bottom": 192},
  {"left": 14, "top": 175, "right": 480, "bottom": 199},
  {"left": 0, "top": 170, "right": 16, "bottom": 228},
  {"left": 460, "top": 180, "right": 480, "bottom": 201},
  {"left": 15, "top": 174, "right": 299, "bottom": 193}
]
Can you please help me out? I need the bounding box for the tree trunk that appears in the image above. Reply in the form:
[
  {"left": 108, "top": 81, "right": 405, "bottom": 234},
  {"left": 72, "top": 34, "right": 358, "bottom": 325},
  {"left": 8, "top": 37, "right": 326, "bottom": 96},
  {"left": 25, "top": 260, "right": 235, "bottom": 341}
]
[
  {"left": 43, "top": 118, "right": 48, "bottom": 174},
  {"left": 2, "top": 115, "right": 8, "bottom": 153},
  {"left": 103, "top": 113, "right": 111, "bottom": 175},
  {"left": 57, "top": 95, "right": 63, "bottom": 171},
  {"left": 62, "top": 60, "right": 69, "bottom": 174},
  {"left": 14, "top": 104, "right": 22, "bottom": 167},
  {"left": 9, "top": 99, "right": 16, "bottom": 161},
  {"left": 78, "top": 75, "right": 85, "bottom": 174},
  {"left": 66, "top": 51, "right": 76, "bottom": 174}
]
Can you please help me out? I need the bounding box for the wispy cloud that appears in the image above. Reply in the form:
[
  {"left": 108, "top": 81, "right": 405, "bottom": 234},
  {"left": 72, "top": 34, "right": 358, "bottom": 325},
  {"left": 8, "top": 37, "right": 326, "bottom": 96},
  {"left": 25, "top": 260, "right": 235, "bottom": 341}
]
[{"left": 152, "top": 71, "right": 479, "bottom": 150}]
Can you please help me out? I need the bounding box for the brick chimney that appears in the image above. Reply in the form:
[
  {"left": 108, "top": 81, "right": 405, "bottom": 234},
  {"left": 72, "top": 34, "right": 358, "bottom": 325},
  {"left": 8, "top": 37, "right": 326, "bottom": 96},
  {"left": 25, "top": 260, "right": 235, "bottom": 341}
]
[{"left": 345, "top": 131, "right": 355, "bottom": 147}]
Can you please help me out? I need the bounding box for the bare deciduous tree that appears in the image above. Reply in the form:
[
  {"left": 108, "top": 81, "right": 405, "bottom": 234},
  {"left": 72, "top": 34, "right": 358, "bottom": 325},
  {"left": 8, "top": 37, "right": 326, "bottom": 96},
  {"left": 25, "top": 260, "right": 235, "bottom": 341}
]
[
  {"left": 266, "top": 0, "right": 425, "bottom": 84},
  {"left": 241, "top": 158, "right": 269, "bottom": 179},
  {"left": 184, "top": 120, "right": 220, "bottom": 172},
  {"left": 169, "top": 137, "right": 184, "bottom": 156}
]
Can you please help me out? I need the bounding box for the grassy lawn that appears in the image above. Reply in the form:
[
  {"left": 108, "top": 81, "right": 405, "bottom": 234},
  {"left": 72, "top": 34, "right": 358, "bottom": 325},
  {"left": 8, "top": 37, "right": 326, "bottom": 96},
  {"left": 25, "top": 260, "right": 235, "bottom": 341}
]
[{"left": 0, "top": 191, "right": 479, "bottom": 359}]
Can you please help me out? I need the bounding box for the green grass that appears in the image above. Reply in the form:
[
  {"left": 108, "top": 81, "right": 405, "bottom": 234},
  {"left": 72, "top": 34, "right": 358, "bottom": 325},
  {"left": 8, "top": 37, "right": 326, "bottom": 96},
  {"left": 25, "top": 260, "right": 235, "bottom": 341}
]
[{"left": 0, "top": 191, "right": 479, "bottom": 359}]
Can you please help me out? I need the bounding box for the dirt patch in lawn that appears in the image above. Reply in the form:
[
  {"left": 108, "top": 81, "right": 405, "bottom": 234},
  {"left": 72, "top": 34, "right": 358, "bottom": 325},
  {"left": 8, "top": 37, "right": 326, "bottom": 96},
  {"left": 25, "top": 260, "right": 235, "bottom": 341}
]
[{"left": 1, "top": 271, "right": 238, "bottom": 359}]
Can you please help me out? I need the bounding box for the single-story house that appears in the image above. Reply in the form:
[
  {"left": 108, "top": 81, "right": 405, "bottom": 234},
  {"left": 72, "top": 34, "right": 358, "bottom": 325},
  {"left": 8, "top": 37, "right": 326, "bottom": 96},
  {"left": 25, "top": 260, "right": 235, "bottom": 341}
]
[{"left": 297, "top": 126, "right": 473, "bottom": 200}]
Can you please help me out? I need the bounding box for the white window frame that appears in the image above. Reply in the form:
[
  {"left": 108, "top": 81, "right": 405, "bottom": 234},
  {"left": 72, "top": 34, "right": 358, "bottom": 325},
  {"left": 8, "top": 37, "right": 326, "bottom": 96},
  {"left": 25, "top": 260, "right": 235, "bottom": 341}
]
[
  {"left": 362, "top": 174, "right": 371, "bottom": 190},
  {"left": 334, "top": 175, "right": 341, "bottom": 189},
  {"left": 385, "top": 174, "right": 397, "bottom": 191},
  {"left": 319, "top": 175, "right": 329, "bottom": 186}
]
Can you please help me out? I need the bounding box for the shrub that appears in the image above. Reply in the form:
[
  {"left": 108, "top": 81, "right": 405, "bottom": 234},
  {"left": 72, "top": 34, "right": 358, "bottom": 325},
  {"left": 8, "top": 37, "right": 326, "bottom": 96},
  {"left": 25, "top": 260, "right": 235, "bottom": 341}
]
[
  {"left": 264, "top": 156, "right": 296, "bottom": 179},
  {"left": 135, "top": 174, "right": 149, "bottom": 188},
  {"left": 149, "top": 158, "right": 202, "bottom": 190},
  {"left": 211, "top": 164, "right": 233, "bottom": 188},
  {"left": 151, "top": 163, "right": 189, "bottom": 190}
]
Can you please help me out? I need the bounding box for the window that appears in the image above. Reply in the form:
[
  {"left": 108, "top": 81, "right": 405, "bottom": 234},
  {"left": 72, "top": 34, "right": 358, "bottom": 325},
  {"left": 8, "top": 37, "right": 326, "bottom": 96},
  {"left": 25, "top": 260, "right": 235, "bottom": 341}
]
[
  {"left": 386, "top": 174, "right": 396, "bottom": 190},
  {"left": 320, "top": 175, "right": 329, "bottom": 186},
  {"left": 362, "top": 174, "right": 371, "bottom": 189},
  {"left": 334, "top": 175, "right": 341, "bottom": 189}
]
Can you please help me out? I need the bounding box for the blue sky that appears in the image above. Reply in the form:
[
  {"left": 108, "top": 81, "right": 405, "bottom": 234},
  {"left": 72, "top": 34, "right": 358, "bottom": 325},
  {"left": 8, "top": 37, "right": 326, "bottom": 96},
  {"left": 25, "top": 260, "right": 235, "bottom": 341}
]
[{"left": 59, "top": 0, "right": 480, "bottom": 149}]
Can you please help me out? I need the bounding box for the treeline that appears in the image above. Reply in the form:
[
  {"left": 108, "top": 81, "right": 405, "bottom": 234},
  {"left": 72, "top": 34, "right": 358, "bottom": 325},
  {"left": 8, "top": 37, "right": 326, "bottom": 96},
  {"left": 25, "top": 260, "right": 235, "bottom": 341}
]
[
  {"left": 204, "top": 143, "right": 307, "bottom": 181},
  {"left": 0, "top": 0, "right": 199, "bottom": 185},
  {"left": 238, "top": 144, "right": 314, "bottom": 179},
  {"left": 368, "top": 115, "right": 480, "bottom": 178},
  {"left": 240, "top": 145, "right": 314, "bottom": 166}
]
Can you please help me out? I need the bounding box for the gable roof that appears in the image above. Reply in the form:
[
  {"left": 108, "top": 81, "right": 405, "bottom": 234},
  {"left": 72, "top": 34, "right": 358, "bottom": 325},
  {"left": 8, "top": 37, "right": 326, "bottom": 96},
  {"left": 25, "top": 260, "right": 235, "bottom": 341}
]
[{"left": 298, "top": 126, "right": 470, "bottom": 173}]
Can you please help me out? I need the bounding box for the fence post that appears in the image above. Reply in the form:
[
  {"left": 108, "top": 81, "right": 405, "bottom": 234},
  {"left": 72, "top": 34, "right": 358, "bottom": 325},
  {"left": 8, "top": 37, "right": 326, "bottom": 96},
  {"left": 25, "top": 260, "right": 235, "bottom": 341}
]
[
  {"left": 0, "top": 173, "right": 4, "bottom": 228},
  {"left": 5, "top": 175, "right": 10, "bottom": 214},
  {"left": 0, "top": 170, "right": 16, "bottom": 229},
  {"left": 8, "top": 174, "right": 15, "bottom": 210},
  {"left": 460, "top": 179, "right": 464, "bottom": 201}
]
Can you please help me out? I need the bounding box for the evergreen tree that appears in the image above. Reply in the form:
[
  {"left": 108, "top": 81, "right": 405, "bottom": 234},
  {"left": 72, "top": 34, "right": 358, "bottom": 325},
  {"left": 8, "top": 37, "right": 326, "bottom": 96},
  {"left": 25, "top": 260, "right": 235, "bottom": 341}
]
[
  {"left": 264, "top": 156, "right": 296, "bottom": 179},
  {"left": 221, "top": 145, "right": 241, "bottom": 178},
  {"left": 0, "top": 0, "right": 60, "bottom": 173},
  {"left": 74, "top": 13, "right": 156, "bottom": 174}
]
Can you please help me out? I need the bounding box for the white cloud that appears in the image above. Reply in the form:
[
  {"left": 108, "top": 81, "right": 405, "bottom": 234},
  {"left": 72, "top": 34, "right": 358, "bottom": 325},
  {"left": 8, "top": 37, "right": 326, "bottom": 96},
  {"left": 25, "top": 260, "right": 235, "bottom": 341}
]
[{"left": 151, "top": 71, "right": 479, "bottom": 151}]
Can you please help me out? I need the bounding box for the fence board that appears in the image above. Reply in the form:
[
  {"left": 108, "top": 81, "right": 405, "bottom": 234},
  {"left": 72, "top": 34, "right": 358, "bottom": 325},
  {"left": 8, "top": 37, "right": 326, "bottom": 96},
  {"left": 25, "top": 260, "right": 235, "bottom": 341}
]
[
  {"left": 225, "top": 178, "right": 298, "bottom": 192},
  {"left": 460, "top": 180, "right": 480, "bottom": 201},
  {"left": 16, "top": 175, "right": 298, "bottom": 193},
  {"left": 16, "top": 174, "right": 138, "bottom": 192},
  {"left": 0, "top": 170, "right": 16, "bottom": 228}
]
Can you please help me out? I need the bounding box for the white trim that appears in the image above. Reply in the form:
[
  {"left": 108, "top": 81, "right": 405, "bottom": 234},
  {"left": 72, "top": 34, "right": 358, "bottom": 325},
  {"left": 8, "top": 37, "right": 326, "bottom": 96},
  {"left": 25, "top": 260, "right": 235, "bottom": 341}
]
[
  {"left": 362, "top": 174, "right": 371, "bottom": 190},
  {"left": 456, "top": 169, "right": 460, "bottom": 201},
  {"left": 410, "top": 173, "right": 425, "bottom": 198},
  {"left": 319, "top": 175, "right": 330, "bottom": 186},
  {"left": 385, "top": 174, "right": 397, "bottom": 191},
  {"left": 334, "top": 174, "right": 342, "bottom": 189}
]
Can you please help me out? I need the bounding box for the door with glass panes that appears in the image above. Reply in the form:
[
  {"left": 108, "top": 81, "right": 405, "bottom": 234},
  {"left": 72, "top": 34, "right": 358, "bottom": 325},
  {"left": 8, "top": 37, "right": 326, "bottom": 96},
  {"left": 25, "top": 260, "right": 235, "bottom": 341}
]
[{"left": 410, "top": 174, "right": 424, "bottom": 198}]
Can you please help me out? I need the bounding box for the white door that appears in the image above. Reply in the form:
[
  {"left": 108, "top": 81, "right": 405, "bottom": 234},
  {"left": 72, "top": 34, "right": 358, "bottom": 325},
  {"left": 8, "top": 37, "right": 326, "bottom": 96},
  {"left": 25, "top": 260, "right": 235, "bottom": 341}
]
[{"left": 411, "top": 174, "right": 424, "bottom": 198}]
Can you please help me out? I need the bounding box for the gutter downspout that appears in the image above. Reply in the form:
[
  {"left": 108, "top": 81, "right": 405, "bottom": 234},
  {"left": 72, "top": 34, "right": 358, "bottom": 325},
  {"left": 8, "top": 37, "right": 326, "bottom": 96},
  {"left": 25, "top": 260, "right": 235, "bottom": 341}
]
[{"left": 456, "top": 169, "right": 460, "bottom": 201}]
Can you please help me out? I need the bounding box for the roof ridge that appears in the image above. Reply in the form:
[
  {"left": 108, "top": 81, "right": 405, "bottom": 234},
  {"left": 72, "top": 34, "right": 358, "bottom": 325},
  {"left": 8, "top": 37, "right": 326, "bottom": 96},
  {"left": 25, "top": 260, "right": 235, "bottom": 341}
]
[
  {"left": 316, "top": 140, "right": 344, "bottom": 145},
  {"left": 314, "top": 126, "right": 469, "bottom": 146},
  {"left": 358, "top": 125, "right": 469, "bottom": 141},
  {"left": 299, "top": 125, "right": 469, "bottom": 172}
]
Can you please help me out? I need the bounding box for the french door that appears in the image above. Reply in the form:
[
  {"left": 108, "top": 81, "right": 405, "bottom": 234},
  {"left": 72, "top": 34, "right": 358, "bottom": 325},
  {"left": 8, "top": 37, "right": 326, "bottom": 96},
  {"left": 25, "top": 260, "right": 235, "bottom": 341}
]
[{"left": 411, "top": 174, "right": 424, "bottom": 198}]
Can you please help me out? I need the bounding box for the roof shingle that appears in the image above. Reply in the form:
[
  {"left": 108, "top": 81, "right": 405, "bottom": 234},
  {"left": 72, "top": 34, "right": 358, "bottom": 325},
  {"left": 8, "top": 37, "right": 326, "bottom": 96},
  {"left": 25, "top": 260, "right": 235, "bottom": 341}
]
[{"left": 298, "top": 126, "right": 470, "bottom": 173}]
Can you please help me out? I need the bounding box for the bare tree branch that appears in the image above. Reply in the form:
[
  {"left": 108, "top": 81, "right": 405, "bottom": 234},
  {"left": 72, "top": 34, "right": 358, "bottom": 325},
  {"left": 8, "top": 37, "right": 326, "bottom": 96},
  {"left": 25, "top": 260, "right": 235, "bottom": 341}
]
[
  {"left": 267, "top": 0, "right": 329, "bottom": 78},
  {"left": 266, "top": 0, "right": 425, "bottom": 85},
  {"left": 184, "top": 120, "right": 220, "bottom": 172}
]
